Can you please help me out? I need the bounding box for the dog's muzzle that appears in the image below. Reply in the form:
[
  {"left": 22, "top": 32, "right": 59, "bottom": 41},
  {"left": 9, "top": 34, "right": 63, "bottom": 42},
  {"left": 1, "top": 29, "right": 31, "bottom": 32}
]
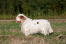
[{"left": 16, "top": 21, "right": 21, "bottom": 23}]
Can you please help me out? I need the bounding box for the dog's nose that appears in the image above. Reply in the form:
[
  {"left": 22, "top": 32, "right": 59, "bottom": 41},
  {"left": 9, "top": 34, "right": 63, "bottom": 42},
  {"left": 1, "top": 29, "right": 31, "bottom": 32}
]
[{"left": 16, "top": 21, "right": 18, "bottom": 23}]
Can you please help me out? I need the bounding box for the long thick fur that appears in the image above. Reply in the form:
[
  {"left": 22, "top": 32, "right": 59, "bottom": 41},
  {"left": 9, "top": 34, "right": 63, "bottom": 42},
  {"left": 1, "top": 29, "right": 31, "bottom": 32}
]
[{"left": 16, "top": 14, "right": 53, "bottom": 36}]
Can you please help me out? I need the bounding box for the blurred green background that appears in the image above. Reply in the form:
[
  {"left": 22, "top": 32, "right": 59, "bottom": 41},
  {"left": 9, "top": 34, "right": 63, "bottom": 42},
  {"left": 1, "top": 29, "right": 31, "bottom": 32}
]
[{"left": 0, "top": 0, "right": 66, "bottom": 19}]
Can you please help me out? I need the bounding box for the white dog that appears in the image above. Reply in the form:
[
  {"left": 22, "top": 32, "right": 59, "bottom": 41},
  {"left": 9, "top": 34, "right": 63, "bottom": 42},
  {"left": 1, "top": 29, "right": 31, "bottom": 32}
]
[{"left": 16, "top": 14, "right": 53, "bottom": 36}]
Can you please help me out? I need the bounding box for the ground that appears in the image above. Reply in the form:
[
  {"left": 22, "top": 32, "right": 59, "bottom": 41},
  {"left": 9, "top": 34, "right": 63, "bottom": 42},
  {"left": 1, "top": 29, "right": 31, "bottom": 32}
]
[{"left": 0, "top": 19, "right": 66, "bottom": 44}]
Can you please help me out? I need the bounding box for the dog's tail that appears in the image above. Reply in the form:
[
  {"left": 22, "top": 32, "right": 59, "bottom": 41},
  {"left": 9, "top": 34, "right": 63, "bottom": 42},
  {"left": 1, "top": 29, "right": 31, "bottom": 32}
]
[{"left": 47, "top": 21, "right": 53, "bottom": 34}]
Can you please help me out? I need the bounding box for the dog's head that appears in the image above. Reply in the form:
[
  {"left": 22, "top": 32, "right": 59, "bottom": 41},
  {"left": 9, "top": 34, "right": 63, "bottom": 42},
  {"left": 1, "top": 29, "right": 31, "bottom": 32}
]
[{"left": 16, "top": 14, "right": 26, "bottom": 23}]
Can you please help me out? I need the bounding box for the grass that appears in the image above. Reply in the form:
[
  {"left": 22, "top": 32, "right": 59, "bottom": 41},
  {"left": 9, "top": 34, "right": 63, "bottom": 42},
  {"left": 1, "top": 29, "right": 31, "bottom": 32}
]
[
  {"left": 0, "top": 20, "right": 66, "bottom": 44},
  {"left": 0, "top": 14, "right": 66, "bottom": 20},
  {"left": 0, "top": 15, "right": 16, "bottom": 20},
  {"left": 0, "top": 21, "right": 20, "bottom": 36}
]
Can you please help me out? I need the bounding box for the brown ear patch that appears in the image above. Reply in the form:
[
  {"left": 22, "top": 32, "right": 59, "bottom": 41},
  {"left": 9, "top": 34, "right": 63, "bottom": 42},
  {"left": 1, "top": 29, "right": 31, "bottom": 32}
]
[
  {"left": 19, "top": 16, "right": 26, "bottom": 20},
  {"left": 20, "top": 16, "right": 24, "bottom": 19}
]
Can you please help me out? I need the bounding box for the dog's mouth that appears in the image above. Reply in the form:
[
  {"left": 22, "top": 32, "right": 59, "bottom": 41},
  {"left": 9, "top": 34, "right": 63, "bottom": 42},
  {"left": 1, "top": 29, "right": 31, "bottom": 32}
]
[{"left": 16, "top": 21, "right": 21, "bottom": 23}]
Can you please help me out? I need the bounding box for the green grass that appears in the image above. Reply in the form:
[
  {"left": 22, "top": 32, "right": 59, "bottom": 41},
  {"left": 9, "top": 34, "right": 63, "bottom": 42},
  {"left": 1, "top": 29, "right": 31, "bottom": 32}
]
[
  {"left": 0, "top": 14, "right": 66, "bottom": 20},
  {"left": 0, "top": 21, "right": 66, "bottom": 44},
  {"left": 0, "top": 15, "right": 16, "bottom": 19},
  {"left": 0, "top": 21, "right": 20, "bottom": 35}
]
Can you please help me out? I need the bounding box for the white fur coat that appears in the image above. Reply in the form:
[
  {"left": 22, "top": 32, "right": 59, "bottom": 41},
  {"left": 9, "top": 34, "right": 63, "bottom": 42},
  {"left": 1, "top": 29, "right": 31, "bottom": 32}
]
[{"left": 16, "top": 14, "right": 53, "bottom": 36}]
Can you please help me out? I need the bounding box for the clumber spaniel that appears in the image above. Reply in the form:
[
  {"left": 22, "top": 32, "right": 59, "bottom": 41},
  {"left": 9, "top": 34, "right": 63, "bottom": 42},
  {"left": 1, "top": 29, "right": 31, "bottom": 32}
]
[{"left": 16, "top": 14, "right": 53, "bottom": 36}]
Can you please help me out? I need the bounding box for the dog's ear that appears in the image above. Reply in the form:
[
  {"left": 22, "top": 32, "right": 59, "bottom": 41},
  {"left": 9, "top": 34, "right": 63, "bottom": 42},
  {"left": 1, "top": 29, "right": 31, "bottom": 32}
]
[
  {"left": 19, "top": 16, "right": 26, "bottom": 20},
  {"left": 20, "top": 16, "right": 24, "bottom": 19}
]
